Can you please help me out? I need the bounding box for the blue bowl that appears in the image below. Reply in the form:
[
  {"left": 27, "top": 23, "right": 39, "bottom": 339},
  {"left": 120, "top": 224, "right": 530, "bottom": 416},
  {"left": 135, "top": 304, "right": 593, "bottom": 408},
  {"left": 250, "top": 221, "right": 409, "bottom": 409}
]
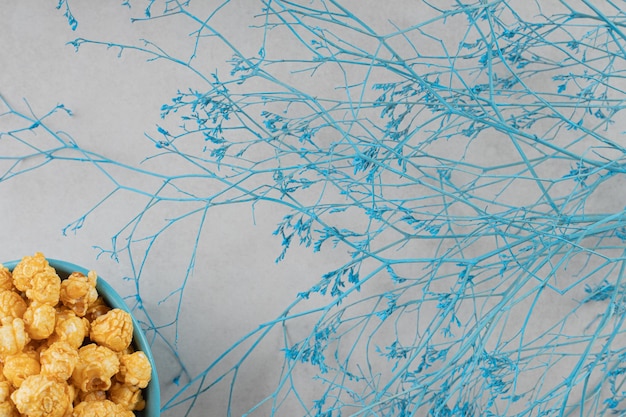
[{"left": 3, "top": 258, "right": 160, "bottom": 417}]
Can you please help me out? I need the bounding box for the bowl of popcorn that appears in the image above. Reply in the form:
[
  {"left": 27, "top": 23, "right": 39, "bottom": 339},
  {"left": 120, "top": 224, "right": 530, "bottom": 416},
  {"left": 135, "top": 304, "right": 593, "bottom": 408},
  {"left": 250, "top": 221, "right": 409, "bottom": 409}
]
[{"left": 0, "top": 252, "right": 159, "bottom": 417}]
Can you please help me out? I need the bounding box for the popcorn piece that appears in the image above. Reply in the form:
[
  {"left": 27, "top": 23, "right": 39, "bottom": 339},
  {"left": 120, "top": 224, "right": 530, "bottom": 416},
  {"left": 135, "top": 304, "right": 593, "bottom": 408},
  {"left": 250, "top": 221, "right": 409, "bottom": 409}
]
[
  {"left": 23, "top": 302, "right": 56, "bottom": 340},
  {"left": 49, "top": 310, "right": 89, "bottom": 350},
  {"left": 71, "top": 344, "right": 119, "bottom": 393},
  {"left": 84, "top": 298, "right": 110, "bottom": 323},
  {"left": 40, "top": 341, "right": 79, "bottom": 382},
  {"left": 26, "top": 268, "right": 61, "bottom": 306},
  {"left": 0, "top": 291, "right": 27, "bottom": 320},
  {"left": 72, "top": 399, "right": 134, "bottom": 417},
  {"left": 89, "top": 309, "right": 133, "bottom": 352},
  {"left": 3, "top": 351, "right": 40, "bottom": 388},
  {"left": 117, "top": 351, "right": 152, "bottom": 389},
  {"left": 11, "top": 374, "right": 72, "bottom": 417},
  {"left": 0, "top": 317, "right": 29, "bottom": 358},
  {"left": 11, "top": 252, "right": 50, "bottom": 292},
  {"left": 108, "top": 381, "right": 145, "bottom": 411},
  {"left": 0, "top": 265, "right": 13, "bottom": 292},
  {"left": 60, "top": 272, "right": 98, "bottom": 317}
]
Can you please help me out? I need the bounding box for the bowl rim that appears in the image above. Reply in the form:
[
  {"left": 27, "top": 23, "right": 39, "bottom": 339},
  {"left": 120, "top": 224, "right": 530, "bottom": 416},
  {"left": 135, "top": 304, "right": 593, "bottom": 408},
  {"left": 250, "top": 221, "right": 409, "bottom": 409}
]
[{"left": 3, "top": 258, "right": 161, "bottom": 417}]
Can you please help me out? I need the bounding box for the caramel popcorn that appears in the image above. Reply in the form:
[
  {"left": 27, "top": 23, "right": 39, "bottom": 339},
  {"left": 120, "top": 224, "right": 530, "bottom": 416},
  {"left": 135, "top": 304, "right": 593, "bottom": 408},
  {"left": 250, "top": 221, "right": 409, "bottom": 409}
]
[
  {"left": 71, "top": 344, "right": 119, "bottom": 393},
  {"left": 26, "top": 270, "right": 61, "bottom": 306},
  {"left": 0, "top": 266, "right": 14, "bottom": 292},
  {"left": 40, "top": 342, "right": 79, "bottom": 382},
  {"left": 72, "top": 400, "right": 134, "bottom": 417},
  {"left": 0, "top": 292, "right": 26, "bottom": 321},
  {"left": 108, "top": 382, "right": 145, "bottom": 411},
  {"left": 83, "top": 298, "right": 110, "bottom": 323},
  {"left": 89, "top": 309, "right": 133, "bottom": 352},
  {"left": 10, "top": 253, "right": 50, "bottom": 293},
  {"left": 3, "top": 352, "right": 40, "bottom": 388},
  {"left": 22, "top": 302, "right": 56, "bottom": 341},
  {"left": 60, "top": 272, "right": 98, "bottom": 317},
  {"left": 48, "top": 310, "right": 89, "bottom": 350},
  {"left": 0, "top": 254, "right": 152, "bottom": 416},
  {"left": 11, "top": 375, "right": 72, "bottom": 417},
  {"left": 117, "top": 351, "right": 152, "bottom": 389},
  {"left": 12, "top": 253, "right": 61, "bottom": 306},
  {"left": 0, "top": 318, "right": 29, "bottom": 358}
]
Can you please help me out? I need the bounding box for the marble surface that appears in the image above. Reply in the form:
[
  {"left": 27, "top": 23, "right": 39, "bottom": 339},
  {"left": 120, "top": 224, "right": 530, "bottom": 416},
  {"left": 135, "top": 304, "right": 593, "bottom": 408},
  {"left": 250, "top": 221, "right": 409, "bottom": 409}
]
[{"left": 1, "top": 2, "right": 619, "bottom": 417}]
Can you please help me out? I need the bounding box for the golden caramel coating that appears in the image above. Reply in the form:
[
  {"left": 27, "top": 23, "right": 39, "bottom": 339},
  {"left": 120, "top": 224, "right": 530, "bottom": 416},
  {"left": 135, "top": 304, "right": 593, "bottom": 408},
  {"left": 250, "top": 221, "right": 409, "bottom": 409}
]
[
  {"left": 0, "top": 318, "right": 29, "bottom": 359},
  {"left": 0, "top": 265, "right": 13, "bottom": 292},
  {"left": 89, "top": 309, "right": 133, "bottom": 352},
  {"left": 11, "top": 252, "right": 51, "bottom": 293},
  {"left": 74, "top": 389, "right": 106, "bottom": 405},
  {"left": 0, "top": 401, "right": 19, "bottom": 417},
  {"left": 3, "top": 351, "right": 40, "bottom": 388},
  {"left": 0, "top": 381, "right": 10, "bottom": 402},
  {"left": 115, "top": 345, "right": 136, "bottom": 358},
  {"left": 0, "top": 292, "right": 26, "bottom": 321},
  {"left": 11, "top": 374, "right": 72, "bottom": 417},
  {"left": 71, "top": 399, "right": 134, "bottom": 417},
  {"left": 0, "top": 383, "right": 17, "bottom": 417},
  {"left": 108, "top": 381, "right": 145, "bottom": 411},
  {"left": 40, "top": 342, "right": 79, "bottom": 382},
  {"left": 60, "top": 272, "right": 98, "bottom": 317},
  {"left": 26, "top": 270, "right": 61, "bottom": 306},
  {"left": 71, "top": 344, "right": 119, "bottom": 393},
  {"left": 12, "top": 252, "right": 61, "bottom": 305},
  {"left": 0, "top": 381, "right": 19, "bottom": 417},
  {"left": 117, "top": 351, "right": 152, "bottom": 389},
  {"left": 83, "top": 298, "right": 110, "bottom": 323},
  {"left": 23, "top": 302, "right": 56, "bottom": 340},
  {"left": 48, "top": 310, "right": 89, "bottom": 350}
]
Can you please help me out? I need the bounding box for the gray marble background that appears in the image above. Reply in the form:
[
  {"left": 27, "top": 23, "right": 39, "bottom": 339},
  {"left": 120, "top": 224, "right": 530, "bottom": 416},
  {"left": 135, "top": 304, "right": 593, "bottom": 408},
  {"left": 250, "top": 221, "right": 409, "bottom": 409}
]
[{"left": 2, "top": 2, "right": 622, "bottom": 417}]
